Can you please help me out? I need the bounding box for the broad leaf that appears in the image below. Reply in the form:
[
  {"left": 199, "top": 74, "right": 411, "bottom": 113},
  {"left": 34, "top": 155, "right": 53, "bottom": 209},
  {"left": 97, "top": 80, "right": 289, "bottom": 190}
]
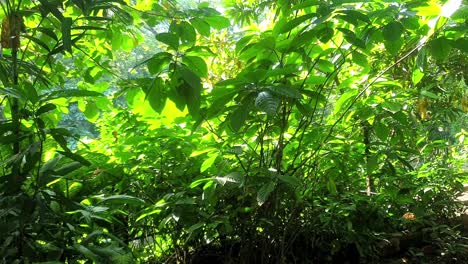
[
  {"left": 182, "top": 56, "right": 208, "bottom": 77},
  {"left": 383, "top": 21, "right": 404, "bottom": 42},
  {"left": 204, "top": 16, "right": 230, "bottom": 29}
]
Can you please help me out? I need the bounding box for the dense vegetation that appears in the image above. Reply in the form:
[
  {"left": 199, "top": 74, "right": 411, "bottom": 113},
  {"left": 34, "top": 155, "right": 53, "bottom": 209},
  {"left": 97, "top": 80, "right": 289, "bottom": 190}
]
[{"left": 0, "top": 0, "right": 467, "bottom": 263}]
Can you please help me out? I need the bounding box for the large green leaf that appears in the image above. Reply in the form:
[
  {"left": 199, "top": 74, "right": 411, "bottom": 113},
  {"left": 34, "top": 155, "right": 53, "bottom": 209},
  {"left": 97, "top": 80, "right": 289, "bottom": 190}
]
[
  {"left": 229, "top": 105, "right": 250, "bottom": 132},
  {"left": 97, "top": 195, "right": 145, "bottom": 206},
  {"left": 383, "top": 21, "right": 404, "bottom": 42},
  {"left": 274, "top": 13, "right": 316, "bottom": 35},
  {"left": 143, "top": 77, "right": 166, "bottom": 113},
  {"left": 201, "top": 153, "right": 219, "bottom": 172},
  {"left": 182, "top": 56, "right": 208, "bottom": 77},
  {"left": 374, "top": 122, "right": 389, "bottom": 141},
  {"left": 54, "top": 162, "right": 82, "bottom": 176},
  {"left": 179, "top": 67, "right": 202, "bottom": 117},
  {"left": 156, "top": 33, "right": 179, "bottom": 50},
  {"left": 147, "top": 52, "right": 172, "bottom": 75},
  {"left": 179, "top": 21, "right": 197, "bottom": 47},
  {"left": 204, "top": 16, "right": 230, "bottom": 29},
  {"left": 190, "top": 17, "right": 210, "bottom": 36},
  {"left": 334, "top": 89, "right": 358, "bottom": 115},
  {"left": 429, "top": 37, "right": 452, "bottom": 60},
  {"left": 266, "top": 85, "right": 302, "bottom": 99}
]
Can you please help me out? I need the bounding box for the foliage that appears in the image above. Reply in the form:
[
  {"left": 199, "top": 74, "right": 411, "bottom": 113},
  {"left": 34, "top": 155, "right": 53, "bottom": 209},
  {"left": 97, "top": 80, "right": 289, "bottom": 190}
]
[{"left": 0, "top": 0, "right": 466, "bottom": 263}]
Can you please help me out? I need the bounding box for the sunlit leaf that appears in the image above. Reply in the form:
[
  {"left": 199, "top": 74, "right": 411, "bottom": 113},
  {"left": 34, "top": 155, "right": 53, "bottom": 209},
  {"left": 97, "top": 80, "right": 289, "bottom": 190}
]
[
  {"left": 201, "top": 153, "right": 218, "bottom": 172},
  {"left": 334, "top": 89, "right": 358, "bottom": 114},
  {"left": 204, "top": 16, "right": 230, "bottom": 29},
  {"left": 275, "top": 13, "right": 316, "bottom": 34},
  {"left": 190, "top": 17, "right": 210, "bottom": 36}
]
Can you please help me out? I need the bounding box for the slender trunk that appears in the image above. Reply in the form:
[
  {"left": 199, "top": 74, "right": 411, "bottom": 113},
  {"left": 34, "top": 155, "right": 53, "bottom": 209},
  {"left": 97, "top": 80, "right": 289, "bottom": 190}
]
[
  {"left": 10, "top": 13, "right": 20, "bottom": 177},
  {"left": 362, "top": 121, "right": 373, "bottom": 195}
]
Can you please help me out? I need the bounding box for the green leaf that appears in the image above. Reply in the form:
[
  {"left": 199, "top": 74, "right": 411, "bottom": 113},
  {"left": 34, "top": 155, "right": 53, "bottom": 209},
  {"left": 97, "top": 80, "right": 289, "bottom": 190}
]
[
  {"left": 179, "top": 67, "right": 202, "bottom": 117},
  {"left": 352, "top": 51, "right": 368, "bottom": 67},
  {"left": 334, "top": 89, "right": 358, "bottom": 115},
  {"left": 37, "top": 103, "right": 56, "bottom": 115},
  {"left": 112, "top": 29, "right": 123, "bottom": 50},
  {"left": 57, "top": 151, "right": 91, "bottom": 166},
  {"left": 451, "top": 5, "right": 468, "bottom": 20},
  {"left": 337, "top": 10, "right": 370, "bottom": 23},
  {"left": 305, "top": 76, "right": 327, "bottom": 85},
  {"left": 384, "top": 39, "right": 403, "bottom": 55},
  {"left": 204, "top": 16, "right": 230, "bottom": 29},
  {"left": 201, "top": 153, "right": 218, "bottom": 172},
  {"left": 381, "top": 101, "right": 402, "bottom": 113},
  {"left": 327, "top": 179, "right": 337, "bottom": 195},
  {"left": 147, "top": 52, "right": 172, "bottom": 75},
  {"left": 62, "top": 17, "right": 73, "bottom": 53},
  {"left": 0, "top": 87, "right": 26, "bottom": 100},
  {"left": 374, "top": 122, "right": 389, "bottom": 141},
  {"left": 278, "top": 175, "right": 301, "bottom": 187},
  {"left": 38, "top": 0, "right": 64, "bottom": 21},
  {"left": 317, "top": 60, "right": 334, "bottom": 73},
  {"left": 255, "top": 91, "right": 280, "bottom": 116},
  {"left": 83, "top": 101, "right": 99, "bottom": 121},
  {"left": 235, "top": 35, "right": 255, "bottom": 54},
  {"left": 190, "top": 17, "right": 210, "bottom": 36},
  {"left": 421, "top": 90, "right": 439, "bottom": 99},
  {"left": 383, "top": 21, "right": 404, "bottom": 42},
  {"left": 190, "top": 148, "right": 217, "bottom": 157},
  {"left": 156, "top": 33, "right": 179, "bottom": 50},
  {"left": 257, "top": 181, "right": 276, "bottom": 206},
  {"left": 185, "top": 46, "right": 216, "bottom": 57},
  {"left": 430, "top": 37, "right": 452, "bottom": 60},
  {"left": 40, "top": 157, "right": 61, "bottom": 175},
  {"left": 187, "top": 223, "right": 204, "bottom": 233},
  {"left": 55, "top": 162, "right": 81, "bottom": 176},
  {"left": 301, "top": 90, "right": 327, "bottom": 107},
  {"left": 22, "top": 143, "right": 41, "bottom": 174},
  {"left": 411, "top": 68, "right": 424, "bottom": 85},
  {"left": 190, "top": 178, "right": 212, "bottom": 188},
  {"left": 266, "top": 86, "right": 302, "bottom": 99},
  {"left": 275, "top": 13, "right": 316, "bottom": 34},
  {"left": 182, "top": 56, "right": 208, "bottom": 77},
  {"left": 179, "top": 21, "right": 197, "bottom": 47},
  {"left": 22, "top": 35, "right": 51, "bottom": 52},
  {"left": 41, "top": 89, "right": 103, "bottom": 102},
  {"left": 97, "top": 195, "right": 145, "bottom": 206},
  {"left": 143, "top": 78, "right": 166, "bottom": 113},
  {"left": 453, "top": 38, "right": 468, "bottom": 53},
  {"left": 318, "top": 27, "right": 334, "bottom": 43},
  {"left": 229, "top": 105, "right": 249, "bottom": 132}
]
